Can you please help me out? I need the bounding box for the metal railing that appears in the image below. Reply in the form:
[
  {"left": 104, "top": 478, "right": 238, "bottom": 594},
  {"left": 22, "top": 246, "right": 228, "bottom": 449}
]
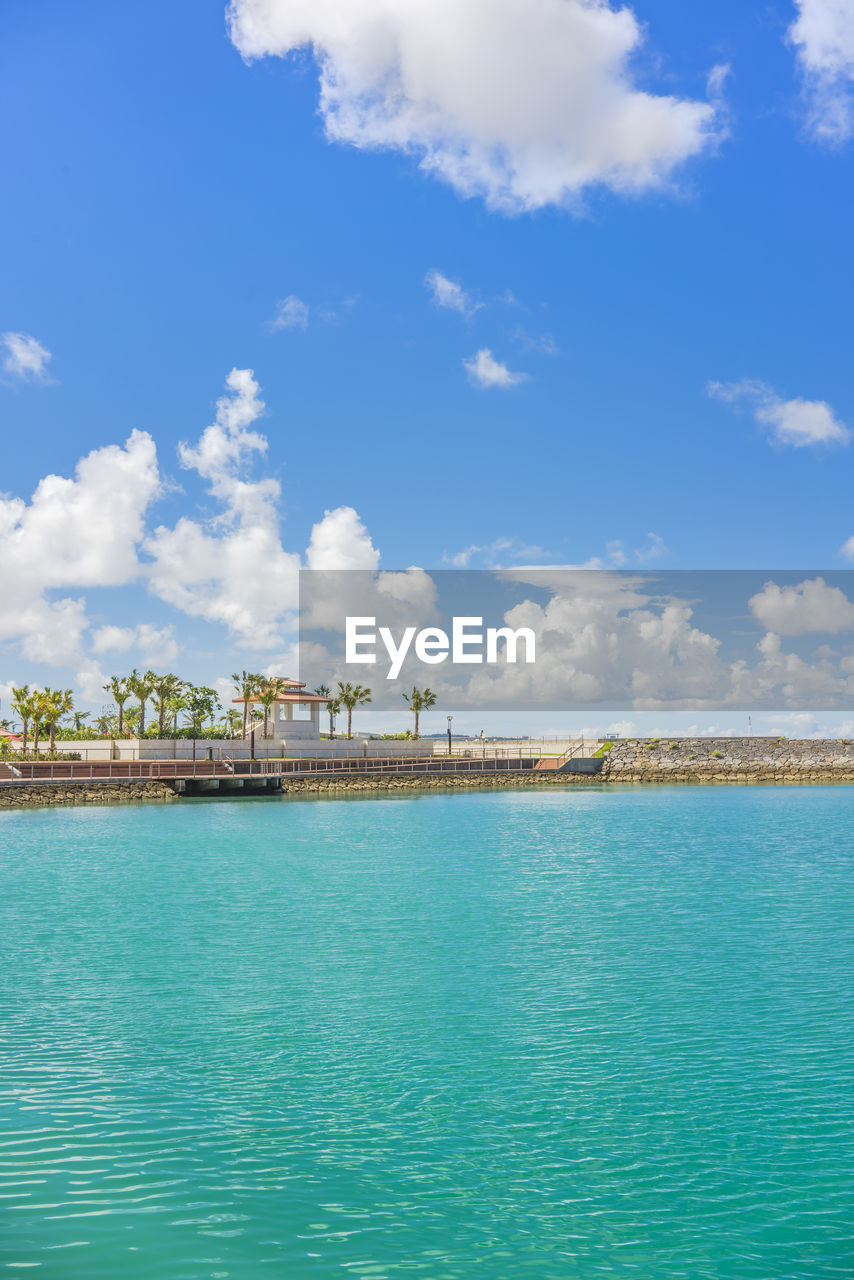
[
  {"left": 2, "top": 759, "right": 237, "bottom": 784},
  {"left": 2, "top": 747, "right": 576, "bottom": 785},
  {"left": 228, "top": 754, "right": 540, "bottom": 778}
]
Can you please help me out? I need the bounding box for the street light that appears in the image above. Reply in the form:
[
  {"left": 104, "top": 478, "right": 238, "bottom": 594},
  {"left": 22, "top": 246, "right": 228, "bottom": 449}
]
[{"left": 447, "top": 715, "right": 453, "bottom": 757}]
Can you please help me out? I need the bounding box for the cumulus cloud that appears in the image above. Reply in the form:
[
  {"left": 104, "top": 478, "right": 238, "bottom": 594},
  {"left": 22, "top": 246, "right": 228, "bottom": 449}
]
[
  {"left": 146, "top": 369, "right": 378, "bottom": 650},
  {"left": 90, "top": 625, "right": 137, "bottom": 655},
  {"left": 425, "top": 269, "right": 480, "bottom": 317},
  {"left": 270, "top": 294, "right": 310, "bottom": 331},
  {"left": 306, "top": 506, "right": 380, "bottom": 571},
  {"left": 0, "top": 431, "right": 161, "bottom": 665},
  {"left": 788, "top": 0, "right": 854, "bottom": 143},
  {"left": 750, "top": 577, "right": 854, "bottom": 635},
  {"left": 0, "top": 368, "right": 378, "bottom": 692},
  {"left": 464, "top": 348, "right": 526, "bottom": 389},
  {"left": 146, "top": 369, "right": 300, "bottom": 648},
  {"left": 708, "top": 379, "right": 850, "bottom": 448},
  {"left": 2, "top": 331, "right": 52, "bottom": 381},
  {"left": 91, "top": 622, "right": 180, "bottom": 667},
  {"left": 228, "top": 0, "right": 722, "bottom": 213}
]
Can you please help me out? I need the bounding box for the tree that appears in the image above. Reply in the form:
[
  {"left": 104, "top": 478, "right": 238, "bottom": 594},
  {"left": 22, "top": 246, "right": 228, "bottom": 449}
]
[
  {"left": 231, "top": 670, "right": 264, "bottom": 736},
  {"left": 166, "top": 690, "right": 188, "bottom": 735},
  {"left": 43, "top": 687, "right": 74, "bottom": 752},
  {"left": 95, "top": 710, "right": 114, "bottom": 736},
  {"left": 11, "top": 686, "right": 32, "bottom": 755},
  {"left": 127, "top": 669, "right": 156, "bottom": 737},
  {"left": 336, "top": 682, "right": 372, "bottom": 739},
  {"left": 184, "top": 686, "right": 220, "bottom": 737},
  {"left": 224, "top": 709, "right": 243, "bottom": 738},
  {"left": 72, "top": 711, "right": 90, "bottom": 733},
  {"left": 316, "top": 685, "right": 340, "bottom": 739},
  {"left": 31, "top": 690, "right": 50, "bottom": 755},
  {"left": 152, "top": 673, "right": 184, "bottom": 737},
  {"left": 103, "top": 676, "right": 131, "bottom": 736},
  {"left": 257, "top": 677, "right": 287, "bottom": 738},
  {"left": 402, "top": 686, "right": 436, "bottom": 739}
]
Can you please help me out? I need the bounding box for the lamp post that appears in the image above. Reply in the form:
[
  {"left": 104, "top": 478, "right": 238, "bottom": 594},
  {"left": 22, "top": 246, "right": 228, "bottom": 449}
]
[{"left": 447, "top": 715, "right": 453, "bottom": 757}]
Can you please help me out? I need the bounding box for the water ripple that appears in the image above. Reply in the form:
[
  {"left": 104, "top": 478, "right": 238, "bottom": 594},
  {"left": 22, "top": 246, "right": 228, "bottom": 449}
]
[{"left": 2, "top": 787, "right": 854, "bottom": 1277}]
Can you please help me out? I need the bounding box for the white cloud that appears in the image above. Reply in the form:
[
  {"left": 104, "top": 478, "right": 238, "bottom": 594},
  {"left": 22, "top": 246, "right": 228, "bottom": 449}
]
[
  {"left": 464, "top": 348, "right": 526, "bottom": 389},
  {"left": 91, "top": 622, "right": 180, "bottom": 667},
  {"left": 788, "top": 0, "right": 854, "bottom": 143},
  {"left": 708, "top": 379, "right": 850, "bottom": 448},
  {"left": 602, "top": 532, "right": 671, "bottom": 566},
  {"left": 442, "top": 536, "right": 545, "bottom": 568},
  {"left": 0, "top": 430, "right": 161, "bottom": 666},
  {"left": 1, "top": 331, "right": 52, "bottom": 381},
  {"left": 270, "top": 294, "right": 309, "bottom": 331},
  {"left": 749, "top": 577, "right": 854, "bottom": 635},
  {"left": 136, "top": 624, "right": 180, "bottom": 667},
  {"left": 146, "top": 370, "right": 300, "bottom": 649},
  {"left": 146, "top": 369, "right": 378, "bottom": 650},
  {"left": 306, "top": 506, "right": 380, "bottom": 571},
  {"left": 228, "top": 0, "right": 722, "bottom": 213},
  {"left": 425, "top": 269, "right": 479, "bottom": 317},
  {"left": 91, "top": 625, "right": 137, "bottom": 655},
  {"left": 0, "top": 368, "right": 379, "bottom": 688}
]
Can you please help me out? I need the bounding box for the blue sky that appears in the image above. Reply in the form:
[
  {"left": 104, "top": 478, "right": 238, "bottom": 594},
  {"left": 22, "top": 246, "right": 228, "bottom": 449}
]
[{"left": 2, "top": 0, "right": 854, "bottom": 734}]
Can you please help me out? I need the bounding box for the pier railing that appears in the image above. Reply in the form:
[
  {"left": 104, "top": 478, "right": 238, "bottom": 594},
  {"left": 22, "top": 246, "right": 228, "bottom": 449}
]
[{"left": 2, "top": 751, "right": 547, "bottom": 784}]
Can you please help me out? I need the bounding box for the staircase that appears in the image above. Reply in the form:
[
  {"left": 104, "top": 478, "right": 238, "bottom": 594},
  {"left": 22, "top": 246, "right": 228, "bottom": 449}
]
[{"left": 535, "top": 740, "right": 604, "bottom": 774}]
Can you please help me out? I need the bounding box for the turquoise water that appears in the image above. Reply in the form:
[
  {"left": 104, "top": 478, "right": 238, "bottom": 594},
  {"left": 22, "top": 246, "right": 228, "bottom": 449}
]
[{"left": 2, "top": 787, "right": 854, "bottom": 1279}]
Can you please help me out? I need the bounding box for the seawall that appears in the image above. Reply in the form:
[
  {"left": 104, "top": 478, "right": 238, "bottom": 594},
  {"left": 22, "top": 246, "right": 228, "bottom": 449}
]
[
  {"left": 602, "top": 737, "right": 854, "bottom": 784},
  {"left": 0, "top": 780, "right": 177, "bottom": 810},
  {"left": 5, "top": 739, "right": 854, "bottom": 810}
]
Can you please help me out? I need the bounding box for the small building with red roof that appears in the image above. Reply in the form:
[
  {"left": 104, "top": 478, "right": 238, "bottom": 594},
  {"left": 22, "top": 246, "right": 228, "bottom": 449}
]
[{"left": 232, "top": 678, "right": 330, "bottom": 741}]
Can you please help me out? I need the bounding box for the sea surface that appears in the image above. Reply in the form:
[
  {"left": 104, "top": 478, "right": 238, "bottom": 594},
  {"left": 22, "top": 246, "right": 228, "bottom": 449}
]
[{"left": 2, "top": 786, "right": 853, "bottom": 1279}]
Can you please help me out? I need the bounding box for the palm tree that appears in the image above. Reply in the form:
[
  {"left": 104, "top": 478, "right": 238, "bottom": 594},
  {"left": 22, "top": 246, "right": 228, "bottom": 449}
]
[
  {"left": 166, "top": 690, "right": 188, "bottom": 735},
  {"left": 72, "top": 711, "right": 90, "bottom": 733},
  {"left": 402, "top": 686, "right": 436, "bottom": 739},
  {"left": 11, "top": 685, "right": 32, "bottom": 754},
  {"left": 127, "top": 668, "right": 156, "bottom": 737},
  {"left": 315, "top": 684, "right": 340, "bottom": 739},
  {"left": 95, "top": 710, "right": 114, "bottom": 735},
  {"left": 43, "top": 687, "right": 74, "bottom": 752},
  {"left": 152, "top": 673, "right": 184, "bottom": 737},
  {"left": 231, "top": 670, "right": 263, "bottom": 736},
  {"left": 257, "top": 677, "right": 287, "bottom": 738},
  {"left": 103, "top": 676, "right": 131, "bottom": 736},
  {"left": 31, "top": 690, "right": 49, "bottom": 756},
  {"left": 336, "top": 682, "right": 372, "bottom": 739},
  {"left": 224, "top": 709, "right": 243, "bottom": 738}
]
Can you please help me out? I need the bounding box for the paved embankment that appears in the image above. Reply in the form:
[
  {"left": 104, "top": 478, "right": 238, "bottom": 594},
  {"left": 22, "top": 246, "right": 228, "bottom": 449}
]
[
  {"left": 5, "top": 738, "right": 854, "bottom": 809},
  {"left": 602, "top": 738, "right": 854, "bottom": 783}
]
